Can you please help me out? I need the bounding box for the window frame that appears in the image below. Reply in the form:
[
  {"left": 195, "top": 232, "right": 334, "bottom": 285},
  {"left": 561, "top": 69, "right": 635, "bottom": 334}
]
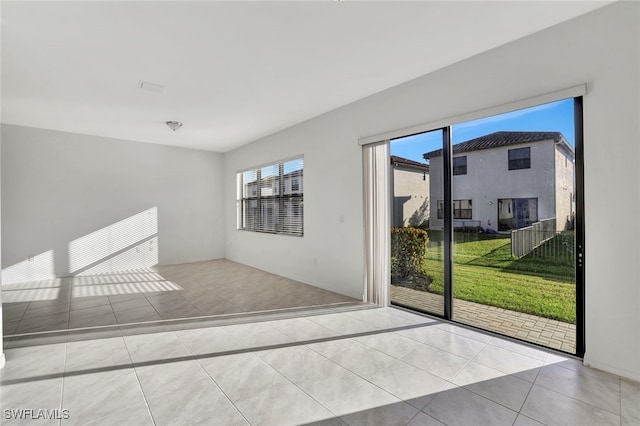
[
  {"left": 508, "top": 147, "right": 531, "bottom": 170},
  {"left": 453, "top": 156, "right": 467, "bottom": 175},
  {"left": 437, "top": 199, "right": 472, "bottom": 220},
  {"left": 237, "top": 157, "right": 304, "bottom": 237}
]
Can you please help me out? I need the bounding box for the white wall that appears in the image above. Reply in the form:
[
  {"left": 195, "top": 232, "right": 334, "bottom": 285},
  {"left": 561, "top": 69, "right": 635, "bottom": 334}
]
[
  {"left": 0, "top": 131, "right": 4, "bottom": 369},
  {"left": 1, "top": 124, "right": 225, "bottom": 279},
  {"left": 225, "top": 116, "right": 365, "bottom": 299},
  {"left": 224, "top": 2, "right": 640, "bottom": 380}
]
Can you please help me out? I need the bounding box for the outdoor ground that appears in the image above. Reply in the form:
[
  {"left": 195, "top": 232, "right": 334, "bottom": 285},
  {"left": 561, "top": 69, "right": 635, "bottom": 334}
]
[{"left": 394, "top": 232, "right": 576, "bottom": 324}]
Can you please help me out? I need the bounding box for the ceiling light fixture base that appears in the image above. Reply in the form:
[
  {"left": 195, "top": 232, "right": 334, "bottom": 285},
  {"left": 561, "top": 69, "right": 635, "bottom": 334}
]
[{"left": 165, "top": 121, "right": 183, "bottom": 132}]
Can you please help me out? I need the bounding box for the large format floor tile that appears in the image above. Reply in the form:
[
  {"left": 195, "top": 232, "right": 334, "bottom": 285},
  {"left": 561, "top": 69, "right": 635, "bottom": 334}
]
[
  {"left": 423, "top": 386, "right": 518, "bottom": 426},
  {"left": 404, "top": 326, "right": 488, "bottom": 359},
  {"left": 400, "top": 344, "right": 469, "bottom": 381},
  {"left": 202, "top": 353, "right": 289, "bottom": 402},
  {"left": 451, "top": 361, "right": 533, "bottom": 411},
  {"left": 521, "top": 384, "right": 620, "bottom": 426},
  {"left": 0, "top": 303, "right": 634, "bottom": 426},
  {"left": 61, "top": 369, "right": 147, "bottom": 426},
  {"left": 123, "top": 331, "right": 191, "bottom": 363},
  {"left": 233, "top": 381, "right": 334, "bottom": 426},
  {"left": 146, "top": 376, "right": 243, "bottom": 426},
  {"left": 65, "top": 336, "right": 131, "bottom": 372},
  {"left": 621, "top": 378, "right": 640, "bottom": 423},
  {"left": 472, "top": 344, "right": 544, "bottom": 382},
  {"left": 0, "top": 343, "right": 67, "bottom": 381},
  {"left": 366, "top": 361, "right": 449, "bottom": 410},
  {"left": 3, "top": 259, "right": 359, "bottom": 335},
  {"left": 79, "top": 401, "right": 154, "bottom": 426},
  {"left": 1, "top": 378, "right": 64, "bottom": 426},
  {"left": 534, "top": 362, "right": 621, "bottom": 415},
  {"left": 355, "top": 332, "right": 421, "bottom": 359}
]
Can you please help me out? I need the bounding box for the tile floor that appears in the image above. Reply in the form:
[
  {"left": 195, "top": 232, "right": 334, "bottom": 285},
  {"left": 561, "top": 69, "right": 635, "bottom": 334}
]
[
  {"left": 1, "top": 306, "right": 638, "bottom": 426},
  {"left": 2, "top": 260, "right": 357, "bottom": 335}
]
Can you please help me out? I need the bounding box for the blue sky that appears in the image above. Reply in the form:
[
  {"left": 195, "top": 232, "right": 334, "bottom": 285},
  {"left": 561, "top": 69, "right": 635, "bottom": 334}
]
[{"left": 390, "top": 98, "right": 575, "bottom": 163}]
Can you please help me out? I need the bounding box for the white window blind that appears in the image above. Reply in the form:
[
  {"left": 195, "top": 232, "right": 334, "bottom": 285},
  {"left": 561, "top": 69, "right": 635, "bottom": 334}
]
[{"left": 237, "top": 157, "right": 304, "bottom": 236}]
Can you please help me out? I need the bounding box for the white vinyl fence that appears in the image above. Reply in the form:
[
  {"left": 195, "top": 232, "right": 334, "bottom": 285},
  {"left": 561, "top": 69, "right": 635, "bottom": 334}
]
[{"left": 511, "top": 218, "right": 557, "bottom": 258}]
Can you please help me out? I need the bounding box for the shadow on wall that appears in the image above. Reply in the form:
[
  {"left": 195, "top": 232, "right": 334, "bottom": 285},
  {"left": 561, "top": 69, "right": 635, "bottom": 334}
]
[
  {"left": 408, "top": 197, "right": 430, "bottom": 228},
  {"left": 0, "top": 207, "right": 181, "bottom": 303}
]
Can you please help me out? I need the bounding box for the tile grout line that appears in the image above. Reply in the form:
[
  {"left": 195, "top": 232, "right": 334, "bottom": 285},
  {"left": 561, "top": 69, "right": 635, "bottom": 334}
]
[
  {"left": 403, "top": 411, "right": 422, "bottom": 426},
  {"left": 515, "top": 352, "right": 547, "bottom": 416},
  {"left": 174, "top": 332, "right": 253, "bottom": 426},
  {"left": 153, "top": 291, "right": 208, "bottom": 318},
  {"left": 412, "top": 332, "right": 532, "bottom": 421},
  {"left": 309, "top": 311, "right": 491, "bottom": 409},
  {"left": 59, "top": 340, "right": 69, "bottom": 426},
  {"left": 264, "top": 320, "right": 404, "bottom": 424},
  {"left": 256, "top": 321, "right": 354, "bottom": 423},
  {"left": 6, "top": 301, "right": 368, "bottom": 339},
  {"left": 529, "top": 377, "right": 623, "bottom": 419},
  {"left": 296, "top": 324, "right": 442, "bottom": 422},
  {"left": 619, "top": 378, "right": 622, "bottom": 426},
  {"left": 265, "top": 347, "right": 361, "bottom": 424},
  {"left": 121, "top": 336, "right": 158, "bottom": 426},
  {"left": 13, "top": 301, "right": 32, "bottom": 337}
]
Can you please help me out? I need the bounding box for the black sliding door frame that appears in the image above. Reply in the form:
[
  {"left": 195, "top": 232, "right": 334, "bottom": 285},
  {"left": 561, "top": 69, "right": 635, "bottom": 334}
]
[
  {"left": 390, "top": 96, "right": 585, "bottom": 357},
  {"left": 442, "top": 127, "right": 454, "bottom": 320},
  {"left": 574, "top": 96, "right": 585, "bottom": 357}
]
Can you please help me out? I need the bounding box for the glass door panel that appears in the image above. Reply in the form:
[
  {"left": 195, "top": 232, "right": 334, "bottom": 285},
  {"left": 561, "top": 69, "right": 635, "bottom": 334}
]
[
  {"left": 390, "top": 129, "right": 445, "bottom": 316},
  {"left": 450, "top": 98, "right": 577, "bottom": 353}
]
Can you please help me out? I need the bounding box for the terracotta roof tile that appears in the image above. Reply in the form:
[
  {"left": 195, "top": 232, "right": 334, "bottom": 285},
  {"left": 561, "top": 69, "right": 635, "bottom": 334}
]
[{"left": 423, "top": 131, "right": 563, "bottom": 159}]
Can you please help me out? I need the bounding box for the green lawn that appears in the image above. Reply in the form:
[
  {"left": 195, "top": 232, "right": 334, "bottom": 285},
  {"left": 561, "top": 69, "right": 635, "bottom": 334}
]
[{"left": 414, "top": 232, "right": 576, "bottom": 323}]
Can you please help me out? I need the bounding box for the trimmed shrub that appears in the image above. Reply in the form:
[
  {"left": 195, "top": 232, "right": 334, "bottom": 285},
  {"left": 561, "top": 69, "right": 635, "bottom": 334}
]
[{"left": 391, "top": 227, "right": 428, "bottom": 279}]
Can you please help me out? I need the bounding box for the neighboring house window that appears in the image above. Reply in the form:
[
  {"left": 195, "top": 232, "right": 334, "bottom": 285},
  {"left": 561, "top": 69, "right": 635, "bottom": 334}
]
[
  {"left": 437, "top": 199, "right": 472, "bottom": 219},
  {"left": 453, "top": 156, "right": 467, "bottom": 175},
  {"left": 237, "top": 157, "right": 304, "bottom": 236},
  {"left": 453, "top": 199, "right": 472, "bottom": 219},
  {"left": 508, "top": 147, "right": 531, "bottom": 170},
  {"left": 497, "top": 197, "right": 538, "bottom": 230}
]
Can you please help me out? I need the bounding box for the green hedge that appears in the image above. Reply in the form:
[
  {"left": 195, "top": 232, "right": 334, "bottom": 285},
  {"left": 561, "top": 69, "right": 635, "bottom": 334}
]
[{"left": 391, "top": 227, "right": 428, "bottom": 279}]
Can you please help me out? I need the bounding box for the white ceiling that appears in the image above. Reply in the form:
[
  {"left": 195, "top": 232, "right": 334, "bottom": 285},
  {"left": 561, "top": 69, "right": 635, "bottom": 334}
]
[{"left": 1, "top": 1, "right": 612, "bottom": 153}]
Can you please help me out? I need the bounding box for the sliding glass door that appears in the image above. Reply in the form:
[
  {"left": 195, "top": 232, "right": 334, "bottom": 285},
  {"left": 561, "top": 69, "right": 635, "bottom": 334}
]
[
  {"left": 450, "top": 98, "right": 579, "bottom": 353},
  {"left": 389, "top": 129, "right": 446, "bottom": 317},
  {"left": 388, "top": 97, "right": 584, "bottom": 356}
]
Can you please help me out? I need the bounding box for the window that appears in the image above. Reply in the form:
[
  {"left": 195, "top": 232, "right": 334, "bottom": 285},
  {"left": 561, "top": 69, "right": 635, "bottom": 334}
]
[
  {"left": 497, "top": 197, "right": 538, "bottom": 230},
  {"left": 454, "top": 199, "right": 472, "bottom": 219},
  {"left": 508, "top": 147, "right": 531, "bottom": 170},
  {"left": 437, "top": 199, "right": 472, "bottom": 219},
  {"left": 237, "top": 157, "right": 303, "bottom": 236},
  {"left": 453, "top": 156, "right": 467, "bottom": 175}
]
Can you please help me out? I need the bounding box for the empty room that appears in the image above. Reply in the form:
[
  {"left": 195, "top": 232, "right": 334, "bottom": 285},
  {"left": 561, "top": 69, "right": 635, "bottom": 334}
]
[{"left": 1, "top": 1, "right": 639, "bottom": 425}]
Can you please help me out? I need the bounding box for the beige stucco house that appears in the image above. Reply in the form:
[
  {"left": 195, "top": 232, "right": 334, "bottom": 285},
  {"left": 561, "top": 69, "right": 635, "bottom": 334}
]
[
  {"left": 391, "top": 155, "right": 430, "bottom": 228},
  {"left": 425, "top": 131, "right": 575, "bottom": 232}
]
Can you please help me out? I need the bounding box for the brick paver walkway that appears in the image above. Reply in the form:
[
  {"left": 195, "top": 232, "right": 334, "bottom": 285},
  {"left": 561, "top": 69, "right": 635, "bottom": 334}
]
[{"left": 391, "top": 285, "right": 576, "bottom": 353}]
